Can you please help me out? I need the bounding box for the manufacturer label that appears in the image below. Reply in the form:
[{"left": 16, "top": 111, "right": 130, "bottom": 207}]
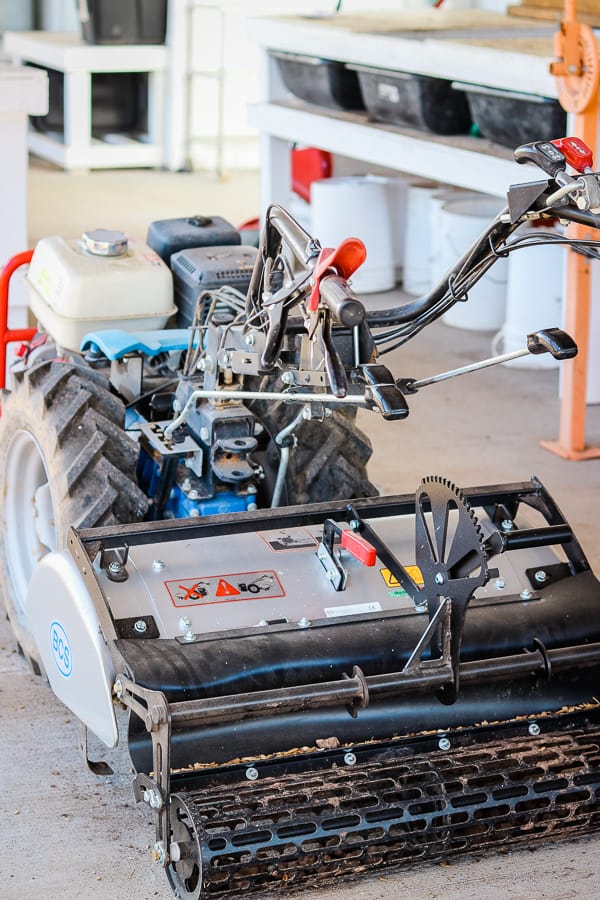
[
  {"left": 166, "top": 570, "right": 285, "bottom": 607},
  {"left": 324, "top": 602, "right": 382, "bottom": 618},
  {"left": 50, "top": 621, "right": 72, "bottom": 678}
]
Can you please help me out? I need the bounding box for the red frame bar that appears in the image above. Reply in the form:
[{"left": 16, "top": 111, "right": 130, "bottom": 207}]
[{"left": 0, "top": 250, "right": 37, "bottom": 391}]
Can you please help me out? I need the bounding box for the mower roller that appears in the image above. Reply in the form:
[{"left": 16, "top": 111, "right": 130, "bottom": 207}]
[{"left": 2, "top": 137, "right": 600, "bottom": 897}]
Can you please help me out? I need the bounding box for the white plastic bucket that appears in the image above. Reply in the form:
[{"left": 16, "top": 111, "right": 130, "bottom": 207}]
[
  {"left": 366, "top": 174, "right": 411, "bottom": 284},
  {"left": 439, "top": 196, "right": 507, "bottom": 331},
  {"left": 401, "top": 180, "right": 440, "bottom": 295},
  {"left": 429, "top": 189, "right": 490, "bottom": 288},
  {"left": 493, "top": 222, "right": 564, "bottom": 369},
  {"left": 311, "top": 176, "right": 395, "bottom": 294}
]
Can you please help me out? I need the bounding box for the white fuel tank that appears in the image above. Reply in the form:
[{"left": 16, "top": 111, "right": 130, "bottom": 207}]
[{"left": 27, "top": 228, "right": 176, "bottom": 352}]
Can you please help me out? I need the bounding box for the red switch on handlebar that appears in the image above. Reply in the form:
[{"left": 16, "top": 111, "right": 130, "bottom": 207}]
[
  {"left": 341, "top": 529, "right": 377, "bottom": 567},
  {"left": 551, "top": 137, "right": 594, "bottom": 173}
]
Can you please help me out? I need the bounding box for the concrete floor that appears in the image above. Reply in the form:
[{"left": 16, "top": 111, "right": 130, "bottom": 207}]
[{"left": 1, "top": 160, "right": 600, "bottom": 899}]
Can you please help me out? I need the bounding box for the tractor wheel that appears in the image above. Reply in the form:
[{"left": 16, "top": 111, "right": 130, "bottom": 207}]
[
  {"left": 0, "top": 358, "right": 148, "bottom": 669},
  {"left": 246, "top": 374, "right": 377, "bottom": 506}
]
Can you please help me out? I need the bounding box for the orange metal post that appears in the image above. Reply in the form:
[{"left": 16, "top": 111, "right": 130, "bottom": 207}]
[{"left": 543, "top": 3, "right": 600, "bottom": 459}]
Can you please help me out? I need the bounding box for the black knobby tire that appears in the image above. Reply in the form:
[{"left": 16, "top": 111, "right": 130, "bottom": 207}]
[
  {"left": 0, "top": 358, "right": 148, "bottom": 667},
  {"left": 246, "top": 374, "right": 377, "bottom": 506}
]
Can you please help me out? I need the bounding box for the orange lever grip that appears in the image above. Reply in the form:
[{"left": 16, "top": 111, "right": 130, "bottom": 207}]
[{"left": 341, "top": 530, "right": 377, "bottom": 567}]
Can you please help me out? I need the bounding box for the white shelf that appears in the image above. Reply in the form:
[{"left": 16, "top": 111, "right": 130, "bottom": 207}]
[
  {"left": 248, "top": 11, "right": 566, "bottom": 213},
  {"left": 3, "top": 31, "right": 167, "bottom": 171},
  {"left": 250, "top": 101, "right": 527, "bottom": 198}
]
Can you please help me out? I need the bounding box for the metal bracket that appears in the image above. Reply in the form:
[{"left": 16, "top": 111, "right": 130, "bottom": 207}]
[
  {"left": 78, "top": 721, "right": 113, "bottom": 776},
  {"left": 115, "top": 675, "right": 172, "bottom": 866}
]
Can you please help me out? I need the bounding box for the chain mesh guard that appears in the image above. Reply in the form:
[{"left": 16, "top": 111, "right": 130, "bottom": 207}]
[{"left": 167, "top": 723, "right": 600, "bottom": 897}]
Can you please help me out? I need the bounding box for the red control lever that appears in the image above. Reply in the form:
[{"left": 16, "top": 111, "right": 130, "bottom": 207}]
[
  {"left": 341, "top": 529, "right": 377, "bottom": 566},
  {"left": 551, "top": 137, "right": 594, "bottom": 173}
]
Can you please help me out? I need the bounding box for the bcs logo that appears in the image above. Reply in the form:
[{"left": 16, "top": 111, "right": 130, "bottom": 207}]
[{"left": 50, "top": 621, "right": 72, "bottom": 677}]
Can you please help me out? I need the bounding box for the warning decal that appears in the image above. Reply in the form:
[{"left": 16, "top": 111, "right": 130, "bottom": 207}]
[
  {"left": 380, "top": 565, "right": 424, "bottom": 591},
  {"left": 258, "top": 528, "right": 318, "bottom": 552},
  {"left": 166, "top": 570, "right": 285, "bottom": 607}
]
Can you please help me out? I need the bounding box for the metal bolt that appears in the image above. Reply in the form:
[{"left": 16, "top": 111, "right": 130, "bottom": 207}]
[
  {"left": 495, "top": 577, "right": 506, "bottom": 590},
  {"left": 501, "top": 519, "right": 514, "bottom": 532},
  {"left": 281, "top": 371, "right": 295, "bottom": 385},
  {"left": 245, "top": 333, "right": 255, "bottom": 346},
  {"left": 297, "top": 616, "right": 311, "bottom": 628},
  {"left": 189, "top": 509, "right": 200, "bottom": 518},
  {"left": 134, "top": 619, "right": 147, "bottom": 634},
  {"left": 415, "top": 602, "right": 428, "bottom": 614},
  {"left": 188, "top": 489, "right": 199, "bottom": 501},
  {"left": 146, "top": 789, "right": 163, "bottom": 810},
  {"left": 114, "top": 678, "right": 123, "bottom": 700},
  {"left": 434, "top": 572, "right": 445, "bottom": 585},
  {"left": 344, "top": 752, "right": 357, "bottom": 766},
  {"left": 439, "top": 737, "right": 451, "bottom": 751},
  {"left": 153, "top": 841, "right": 167, "bottom": 866},
  {"left": 245, "top": 766, "right": 259, "bottom": 781},
  {"left": 528, "top": 722, "right": 541, "bottom": 737},
  {"left": 349, "top": 519, "right": 360, "bottom": 531},
  {"left": 520, "top": 589, "right": 533, "bottom": 600},
  {"left": 152, "top": 559, "right": 165, "bottom": 572},
  {"left": 247, "top": 502, "right": 258, "bottom": 511},
  {"left": 534, "top": 570, "right": 547, "bottom": 584},
  {"left": 108, "top": 560, "right": 122, "bottom": 575},
  {"left": 222, "top": 352, "right": 231, "bottom": 366}
]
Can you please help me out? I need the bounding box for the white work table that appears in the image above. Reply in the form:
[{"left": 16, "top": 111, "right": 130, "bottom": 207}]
[
  {"left": 3, "top": 31, "right": 167, "bottom": 171},
  {"left": 247, "top": 9, "right": 565, "bottom": 210}
]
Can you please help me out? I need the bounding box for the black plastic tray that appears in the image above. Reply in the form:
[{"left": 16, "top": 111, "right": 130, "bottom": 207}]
[
  {"left": 454, "top": 82, "right": 567, "bottom": 149},
  {"left": 273, "top": 52, "right": 364, "bottom": 111},
  {"left": 349, "top": 64, "right": 472, "bottom": 135}
]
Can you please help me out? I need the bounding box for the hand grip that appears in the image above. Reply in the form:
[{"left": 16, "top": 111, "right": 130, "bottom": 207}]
[
  {"left": 341, "top": 529, "right": 377, "bottom": 566},
  {"left": 514, "top": 141, "right": 567, "bottom": 178},
  {"left": 527, "top": 328, "right": 578, "bottom": 359},
  {"left": 551, "top": 137, "right": 594, "bottom": 174},
  {"left": 318, "top": 275, "right": 365, "bottom": 327}
]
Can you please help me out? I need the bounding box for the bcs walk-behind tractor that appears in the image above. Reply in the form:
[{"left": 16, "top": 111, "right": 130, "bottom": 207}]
[{"left": 2, "top": 138, "right": 600, "bottom": 898}]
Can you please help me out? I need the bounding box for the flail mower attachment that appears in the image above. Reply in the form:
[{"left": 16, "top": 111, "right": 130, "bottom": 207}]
[{"left": 32, "top": 475, "right": 600, "bottom": 898}]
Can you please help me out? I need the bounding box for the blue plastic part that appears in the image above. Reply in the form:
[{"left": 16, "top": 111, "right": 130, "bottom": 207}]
[{"left": 80, "top": 329, "right": 195, "bottom": 360}]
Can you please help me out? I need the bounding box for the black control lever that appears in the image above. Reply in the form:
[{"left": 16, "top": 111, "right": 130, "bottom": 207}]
[
  {"left": 397, "top": 328, "right": 577, "bottom": 394},
  {"left": 527, "top": 327, "right": 577, "bottom": 359},
  {"left": 514, "top": 141, "right": 568, "bottom": 179}
]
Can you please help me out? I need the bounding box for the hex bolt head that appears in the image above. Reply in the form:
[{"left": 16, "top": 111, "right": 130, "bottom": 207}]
[
  {"left": 108, "top": 560, "right": 122, "bottom": 574},
  {"left": 520, "top": 589, "right": 533, "bottom": 600},
  {"left": 152, "top": 559, "right": 165, "bottom": 572},
  {"left": 528, "top": 722, "right": 541, "bottom": 737},
  {"left": 134, "top": 619, "right": 147, "bottom": 634},
  {"left": 281, "top": 371, "right": 295, "bottom": 385},
  {"left": 434, "top": 572, "right": 445, "bottom": 585},
  {"left": 297, "top": 616, "right": 311, "bottom": 628},
  {"left": 245, "top": 766, "right": 259, "bottom": 781},
  {"left": 113, "top": 679, "right": 123, "bottom": 700},
  {"left": 344, "top": 752, "right": 357, "bottom": 766},
  {"left": 245, "top": 333, "right": 255, "bottom": 347},
  {"left": 153, "top": 841, "right": 167, "bottom": 866},
  {"left": 501, "top": 519, "right": 514, "bottom": 532},
  {"left": 438, "top": 737, "right": 451, "bottom": 751},
  {"left": 147, "top": 789, "right": 163, "bottom": 810},
  {"left": 495, "top": 577, "right": 506, "bottom": 590},
  {"left": 534, "top": 570, "right": 547, "bottom": 584}
]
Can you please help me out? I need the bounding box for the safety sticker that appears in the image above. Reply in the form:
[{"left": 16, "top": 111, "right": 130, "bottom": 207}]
[
  {"left": 258, "top": 528, "right": 318, "bottom": 552},
  {"left": 166, "top": 570, "right": 285, "bottom": 607},
  {"left": 380, "top": 565, "right": 424, "bottom": 592}
]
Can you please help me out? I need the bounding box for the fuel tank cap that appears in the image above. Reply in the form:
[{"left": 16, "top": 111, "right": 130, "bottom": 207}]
[{"left": 82, "top": 228, "right": 128, "bottom": 257}]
